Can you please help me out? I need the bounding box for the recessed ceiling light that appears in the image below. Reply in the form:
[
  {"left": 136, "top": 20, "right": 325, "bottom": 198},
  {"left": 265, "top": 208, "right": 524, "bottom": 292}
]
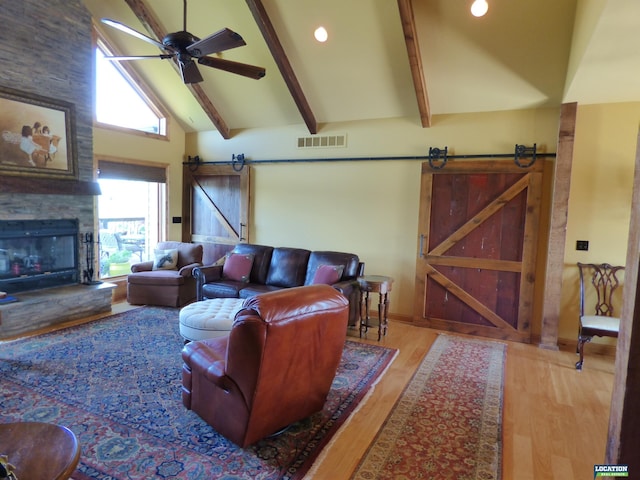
[
  {"left": 314, "top": 26, "right": 328, "bottom": 43},
  {"left": 471, "top": 0, "right": 488, "bottom": 17}
]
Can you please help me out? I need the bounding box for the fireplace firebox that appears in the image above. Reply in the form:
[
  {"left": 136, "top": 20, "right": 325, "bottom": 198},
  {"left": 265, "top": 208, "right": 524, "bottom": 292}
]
[{"left": 0, "top": 219, "right": 79, "bottom": 294}]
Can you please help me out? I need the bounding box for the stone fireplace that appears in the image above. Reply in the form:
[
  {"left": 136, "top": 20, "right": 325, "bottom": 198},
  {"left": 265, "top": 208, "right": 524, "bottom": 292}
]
[
  {"left": 0, "top": 219, "right": 80, "bottom": 294},
  {"left": 0, "top": 217, "right": 113, "bottom": 340},
  {"left": 0, "top": 1, "right": 115, "bottom": 339}
]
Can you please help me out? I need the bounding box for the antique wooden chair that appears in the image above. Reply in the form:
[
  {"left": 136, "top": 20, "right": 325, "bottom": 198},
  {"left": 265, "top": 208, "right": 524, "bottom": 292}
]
[{"left": 576, "top": 262, "right": 625, "bottom": 370}]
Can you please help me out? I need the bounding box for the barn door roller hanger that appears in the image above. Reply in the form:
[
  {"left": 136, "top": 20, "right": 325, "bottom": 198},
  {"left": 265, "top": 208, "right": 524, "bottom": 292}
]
[{"left": 428, "top": 144, "right": 543, "bottom": 170}]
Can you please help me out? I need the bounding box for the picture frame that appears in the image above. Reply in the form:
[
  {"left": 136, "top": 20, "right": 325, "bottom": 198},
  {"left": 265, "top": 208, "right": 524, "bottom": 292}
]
[{"left": 0, "top": 86, "right": 77, "bottom": 179}]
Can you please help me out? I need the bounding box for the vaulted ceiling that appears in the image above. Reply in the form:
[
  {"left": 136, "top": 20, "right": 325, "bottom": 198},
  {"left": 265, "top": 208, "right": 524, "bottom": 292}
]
[{"left": 81, "top": 0, "right": 640, "bottom": 139}]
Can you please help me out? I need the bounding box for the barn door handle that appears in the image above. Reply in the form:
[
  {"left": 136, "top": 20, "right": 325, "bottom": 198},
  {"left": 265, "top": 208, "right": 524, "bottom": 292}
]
[
  {"left": 239, "top": 223, "right": 246, "bottom": 241},
  {"left": 419, "top": 234, "right": 424, "bottom": 258}
]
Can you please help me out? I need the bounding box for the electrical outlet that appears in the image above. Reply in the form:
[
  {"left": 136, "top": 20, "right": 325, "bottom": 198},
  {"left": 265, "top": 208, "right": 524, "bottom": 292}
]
[{"left": 576, "top": 240, "right": 589, "bottom": 251}]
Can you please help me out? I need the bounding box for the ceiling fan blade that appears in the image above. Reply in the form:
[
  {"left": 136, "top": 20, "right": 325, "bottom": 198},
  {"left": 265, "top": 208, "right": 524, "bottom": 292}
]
[
  {"left": 180, "top": 59, "right": 204, "bottom": 84},
  {"left": 101, "top": 18, "right": 167, "bottom": 51},
  {"left": 186, "top": 28, "right": 246, "bottom": 57},
  {"left": 103, "top": 54, "right": 174, "bottom": 61},
  {"left": 198, "top": 56, "right": 266, "bottom": 80}
]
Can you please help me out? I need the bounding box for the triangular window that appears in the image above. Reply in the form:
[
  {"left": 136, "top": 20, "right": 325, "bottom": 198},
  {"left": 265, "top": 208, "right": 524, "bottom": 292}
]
[{"left": 94, "top": 35, "right": 167, "bottom": 136}]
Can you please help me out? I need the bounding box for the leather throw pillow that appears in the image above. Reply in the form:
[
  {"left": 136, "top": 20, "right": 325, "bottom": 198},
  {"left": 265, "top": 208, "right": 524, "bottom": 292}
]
[
  {"left": 312, "top": 264, "right": 344, "bottom": 285},
  {"left": 222, "top": 253, "right": 254, "bottom": 282}
]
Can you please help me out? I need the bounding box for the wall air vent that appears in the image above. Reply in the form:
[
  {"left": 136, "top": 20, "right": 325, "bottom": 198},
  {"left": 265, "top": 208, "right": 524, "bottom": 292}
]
[{"left": 297, "top": 134, "right": 347, "bottom": 149}]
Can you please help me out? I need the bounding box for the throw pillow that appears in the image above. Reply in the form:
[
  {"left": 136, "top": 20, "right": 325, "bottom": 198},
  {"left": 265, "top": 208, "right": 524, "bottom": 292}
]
[
  {"left": 222, "top": 252, "right": 254, "bottom": 282},
  {"left": 152, "top": 248, "right": 179, "bottom": 271},
  {"left": 312, "top": 264, "right": 344, "bottom": 285}
]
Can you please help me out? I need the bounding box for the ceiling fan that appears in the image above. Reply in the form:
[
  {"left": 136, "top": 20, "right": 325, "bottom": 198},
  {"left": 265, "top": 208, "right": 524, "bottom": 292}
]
[{"left": 101, "top": 0, "right": 265, "bottom": 84}]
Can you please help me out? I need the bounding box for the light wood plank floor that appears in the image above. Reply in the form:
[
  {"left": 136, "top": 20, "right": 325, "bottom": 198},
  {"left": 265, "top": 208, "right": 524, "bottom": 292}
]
[
  {"left": 316, "top": 320, "right": 614, "bottom": 480},
  {"left": 9, "top": 305, "right": 614, "bottom": 480}
]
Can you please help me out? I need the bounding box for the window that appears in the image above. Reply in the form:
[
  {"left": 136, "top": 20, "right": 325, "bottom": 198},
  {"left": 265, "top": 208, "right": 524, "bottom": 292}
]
[
  {"left": 94, "top": 35, "right": 167, "bottom": 136},
  {"left": 97, "top": 160, "right": 167, "bottom": 279},
  {"left": 93, "top": 28, "right": 170, "bottom": 277}
]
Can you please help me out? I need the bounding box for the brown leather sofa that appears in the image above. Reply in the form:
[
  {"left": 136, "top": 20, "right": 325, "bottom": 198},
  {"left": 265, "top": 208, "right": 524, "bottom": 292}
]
[
  {"left": 127, "top": 241, "right": 203, "bottom": 307},
  {"left": 181, "top": 284, "right": 349, "bottom": 447},
  {"left": 193, "top": 243, "right": 363, "bottom": 326}
]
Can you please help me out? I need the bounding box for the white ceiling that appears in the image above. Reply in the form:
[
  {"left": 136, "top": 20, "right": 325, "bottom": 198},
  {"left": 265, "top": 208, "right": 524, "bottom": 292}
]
[{"left": 81, "top": 0, "right": 640, "bottom": 136}]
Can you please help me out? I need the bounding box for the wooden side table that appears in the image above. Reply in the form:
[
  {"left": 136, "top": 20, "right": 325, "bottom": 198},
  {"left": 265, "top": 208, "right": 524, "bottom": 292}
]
[
  {"left": 0, "top": 422, "right": 81, "bottom": 480},
  {"left": 358, "top": 275, "right": 394, "bottom": 341}
]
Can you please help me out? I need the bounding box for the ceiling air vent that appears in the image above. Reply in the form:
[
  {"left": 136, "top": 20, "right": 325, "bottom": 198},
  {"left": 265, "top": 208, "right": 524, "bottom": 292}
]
[{"left": 297, "top": 134, "right": 347, "bottom": 149}]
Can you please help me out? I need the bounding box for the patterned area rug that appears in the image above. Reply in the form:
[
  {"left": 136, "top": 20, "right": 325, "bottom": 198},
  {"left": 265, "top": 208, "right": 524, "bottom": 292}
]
[
  {"left": 0, "top": 306, "right": 397, "bottom": 479},
  {"left": 351, "top": 334, "right": 506, "bottom": 480}
]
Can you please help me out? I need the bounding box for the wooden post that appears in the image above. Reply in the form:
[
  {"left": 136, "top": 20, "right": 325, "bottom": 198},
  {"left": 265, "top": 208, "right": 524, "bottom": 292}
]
[
  {"left": 539, "top": 103, "right": 577, "bottom": 349},
  {"left": 606, "top": 128, "right": 640, "bottom": 469}
]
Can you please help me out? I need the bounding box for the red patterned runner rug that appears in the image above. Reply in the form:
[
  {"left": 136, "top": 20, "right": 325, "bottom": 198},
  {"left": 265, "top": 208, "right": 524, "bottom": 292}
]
[{"left": 351, "top": 334, "right": 506, "bottom": 480}]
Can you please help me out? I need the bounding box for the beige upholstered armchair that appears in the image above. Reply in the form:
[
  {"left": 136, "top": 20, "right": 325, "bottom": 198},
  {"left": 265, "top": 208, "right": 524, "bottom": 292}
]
[{"left": 127, "top": 241, "right": 203, "bottom": 307}]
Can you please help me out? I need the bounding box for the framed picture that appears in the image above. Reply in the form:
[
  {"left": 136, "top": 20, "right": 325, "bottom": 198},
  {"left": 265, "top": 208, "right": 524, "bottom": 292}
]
[{"left": 0, "top": 86, "right": 77, "bottom": 179}]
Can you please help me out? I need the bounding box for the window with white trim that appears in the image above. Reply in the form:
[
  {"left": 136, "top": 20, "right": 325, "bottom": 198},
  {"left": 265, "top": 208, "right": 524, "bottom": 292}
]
[
  {"left": 94, "top": 35, "right": 167, "bottom": 136},
  {"left": 97, "top": 160, "right": 167, "bottom": 279}
]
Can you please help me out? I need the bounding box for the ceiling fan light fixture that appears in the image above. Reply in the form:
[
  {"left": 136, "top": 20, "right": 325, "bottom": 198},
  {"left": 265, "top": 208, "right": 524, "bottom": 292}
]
[
  {"left": 470, "top": 0, "right": 488, "bottom": 17},
  {"left": 314, "top": 26, "right": 328, "bottom": 43},
  {"left": 100, "top": 0, "right": 264, "bottom": 84}
]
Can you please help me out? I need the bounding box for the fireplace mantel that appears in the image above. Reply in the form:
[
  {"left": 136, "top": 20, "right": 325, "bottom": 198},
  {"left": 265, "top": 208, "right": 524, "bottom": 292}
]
[{"left": 0, "top": 176, "right": 101, "bottom": 195}]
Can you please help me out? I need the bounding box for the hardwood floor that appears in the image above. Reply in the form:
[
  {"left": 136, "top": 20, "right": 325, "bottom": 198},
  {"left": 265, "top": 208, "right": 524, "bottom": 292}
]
[
  {"left": 315, "top": 320, "right": 615, "bottom": 480},
  {"left": 6, "top": 304, "right": 614, "bottom": 480}
]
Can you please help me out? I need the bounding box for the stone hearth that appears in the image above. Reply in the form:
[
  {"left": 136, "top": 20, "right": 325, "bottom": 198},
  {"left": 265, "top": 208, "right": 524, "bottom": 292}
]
[{"left": 0, "top": 283, "right": 115, "bottom": 340}]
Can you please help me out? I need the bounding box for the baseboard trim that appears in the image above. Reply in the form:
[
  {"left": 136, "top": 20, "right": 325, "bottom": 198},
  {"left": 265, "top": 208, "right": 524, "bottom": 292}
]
[{"left": 389, "top": 314, "right": 617, "bottom": 356}]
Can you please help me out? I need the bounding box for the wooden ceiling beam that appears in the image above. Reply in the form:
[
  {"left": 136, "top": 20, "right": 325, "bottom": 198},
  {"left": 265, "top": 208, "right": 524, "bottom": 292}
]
[
  {"left": 123, "top": 0, "right": 231, "bottom": 139},
  {"left": 245, "top": 0, "right": 317, "bottom": 134},
  {"left": 397, "top": 0, "right": 431, "bottom": 128}
]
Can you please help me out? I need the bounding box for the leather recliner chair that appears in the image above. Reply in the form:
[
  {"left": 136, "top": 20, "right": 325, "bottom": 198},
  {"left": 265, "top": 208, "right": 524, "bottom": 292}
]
[{"left": 181, "top": 284, "right": 349, "bottom": 447}]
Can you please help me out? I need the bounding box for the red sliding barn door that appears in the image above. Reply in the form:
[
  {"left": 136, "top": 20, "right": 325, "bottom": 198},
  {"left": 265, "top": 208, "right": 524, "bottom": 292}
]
[{"left": 413, "top": 160, "right": 544, "bottom": 343}]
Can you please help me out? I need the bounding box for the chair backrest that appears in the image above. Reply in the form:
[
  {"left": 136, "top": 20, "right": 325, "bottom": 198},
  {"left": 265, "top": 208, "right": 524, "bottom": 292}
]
[
  {"left": 156, "top": 241, "right": 203, "bottom": 268},
  {"left": 231, "top": 243, "right": 274, "bottom": 284},
  {"left": 304, "top": 251, "right": 361, "bottom": 285},
  {"left": 265, "top": 247, "right": 311, "bottom": 287},
  {"left": 99, "top": 230, "right": 122, "bottom": 250},
  {"left": 225, "top": 284, "right": 348, "bottom": 445},
  {"left": 577, "top": 262, "right": 625, "bottom": 317}
]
